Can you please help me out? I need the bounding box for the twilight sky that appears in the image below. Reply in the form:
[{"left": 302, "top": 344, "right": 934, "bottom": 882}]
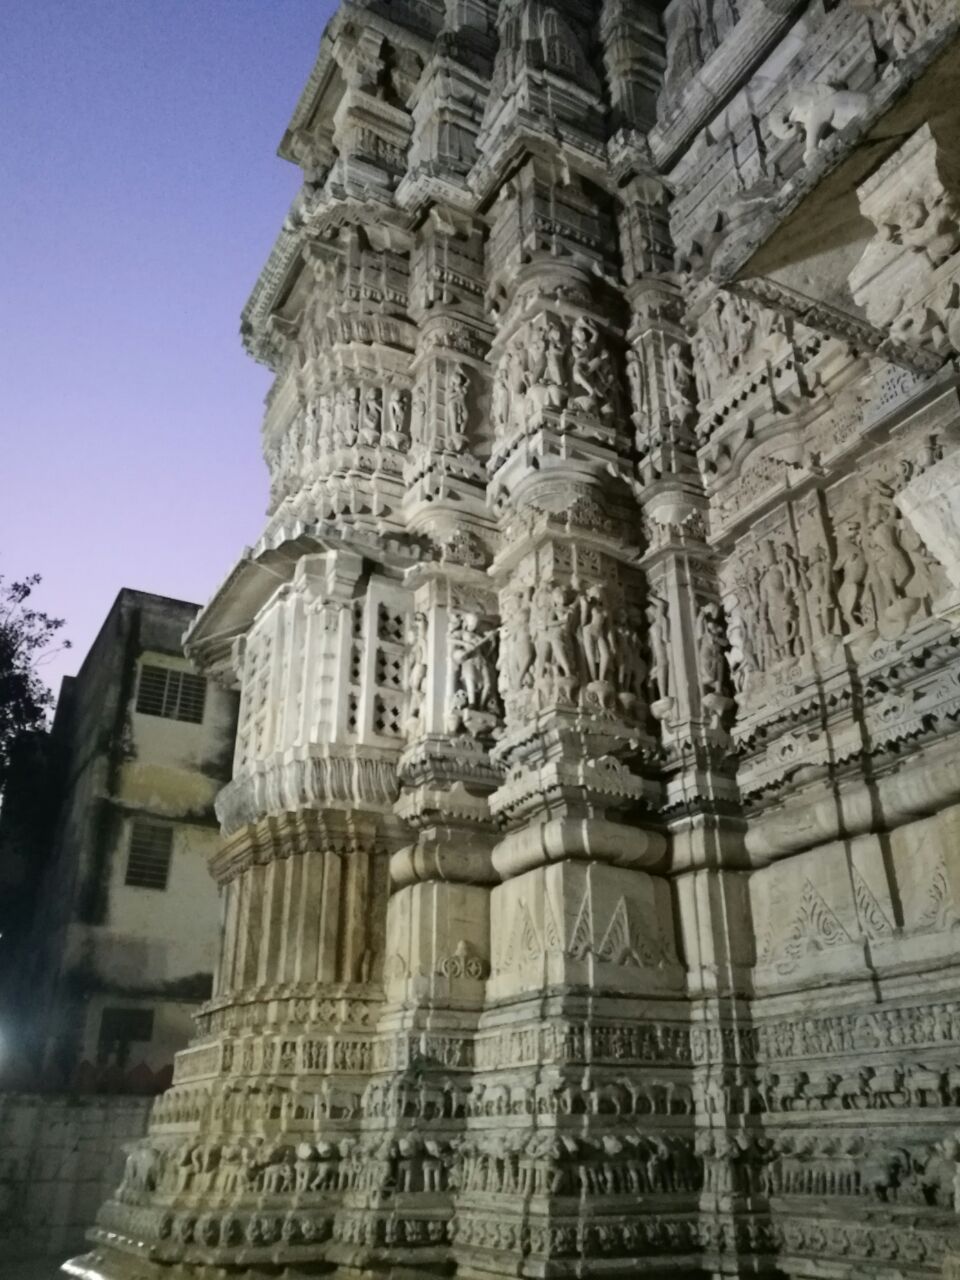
[{"left": 1, "top": 1, "right": 337, "bottom": 695}]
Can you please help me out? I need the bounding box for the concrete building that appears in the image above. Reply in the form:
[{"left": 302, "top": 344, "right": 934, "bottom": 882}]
[
  {"left": 70, "top": 4, "right": 960, "bottom": 1279},
  {"left": 0, "top": 589, "right": 237, "bottom": 1092}
]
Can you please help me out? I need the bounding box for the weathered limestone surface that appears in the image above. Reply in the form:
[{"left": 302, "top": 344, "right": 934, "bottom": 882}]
[{"left": 67, "top": 2, "right": 960, "bottom": 1278}]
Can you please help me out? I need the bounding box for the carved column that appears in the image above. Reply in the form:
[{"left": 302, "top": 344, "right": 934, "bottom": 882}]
[
  {"left": 448, "top": 104, "right": 700, "bottom": 1257},
  {"left": 619, "top": 158, "right": 762, "bottom": 1262},
  {"left": 326, "top": 14, "right": 508, "bottom": 1262}
]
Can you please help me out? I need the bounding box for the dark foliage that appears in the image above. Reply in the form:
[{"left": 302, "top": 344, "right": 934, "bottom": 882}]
[{"left": 0, "top": 573, "right": 69, "bottom": 794}]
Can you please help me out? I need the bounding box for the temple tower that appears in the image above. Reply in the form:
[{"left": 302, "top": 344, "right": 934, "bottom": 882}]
[{"left": 69, "top": 3, "right": 960, "bottom": 1279}]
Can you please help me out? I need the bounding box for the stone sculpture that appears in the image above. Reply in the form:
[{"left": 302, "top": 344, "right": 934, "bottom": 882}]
[{"left": 69, "top": 4, "right": 960, "bottom": 1280}]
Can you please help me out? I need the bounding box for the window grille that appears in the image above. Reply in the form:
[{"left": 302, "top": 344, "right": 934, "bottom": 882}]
[
  {"left": 136, "top": 664, "right": 206, "bottom": 723},
  {"left": 125, "top": 821, "right": 173, "bottom": 890}
]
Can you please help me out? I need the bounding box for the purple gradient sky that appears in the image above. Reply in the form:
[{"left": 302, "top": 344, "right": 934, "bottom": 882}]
[{"left": 1, "top": 1, "right": 337, "bottom": 695}]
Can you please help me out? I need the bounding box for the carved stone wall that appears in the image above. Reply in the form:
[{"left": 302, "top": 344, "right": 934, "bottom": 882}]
[{"left": 67, "top": 2, "right": 960, "bottom": 1279}]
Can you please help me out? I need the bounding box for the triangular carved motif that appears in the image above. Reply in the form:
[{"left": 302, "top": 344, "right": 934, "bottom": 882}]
[
  {"left": 852, "top": 866, "right": 895, "bottom": 940},
  {"left": 567, "top": 884, "right": 593, "bottom": 959},
  {"left": 917, "top": 858, "right": 960, "bottom": 934},
  {"left": 500, "top": 909, "right": 516, "bottom": 972},
  {"left": 543, "top": 890, "right": 563, "bottom": 951},
  {"left": 508, "top": 899, "right": 540, "bottom": 965},
  {"left": 596, "top": 897, "right": 646, "bottom": 968},
  {"left": 774, "top": 879, "right": 854, "bottom": 976}
]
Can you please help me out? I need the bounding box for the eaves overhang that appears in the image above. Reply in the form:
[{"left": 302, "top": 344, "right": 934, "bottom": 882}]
[
  {"left": 707, "top": 20, "right": 960, "bottom": 374},
  {"left": 183, "top": 521, "right": 429, "bottom": 679}
]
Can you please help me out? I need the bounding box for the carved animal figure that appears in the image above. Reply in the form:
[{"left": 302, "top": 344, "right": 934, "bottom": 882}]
[
  {"left": 768, "top": 85, "right": 869, "bottom": 164},
  {"left": 122, "top": 1145, "right": 159, "bottom": 1196}
]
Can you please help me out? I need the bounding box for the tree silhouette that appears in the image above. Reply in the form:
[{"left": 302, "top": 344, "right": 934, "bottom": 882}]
[{"left": 0, "top": 573, "right": 69, "bottom": 794}]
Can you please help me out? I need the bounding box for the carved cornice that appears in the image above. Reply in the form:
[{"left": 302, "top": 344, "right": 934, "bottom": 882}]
[
  {"left": 215, "top": 745, "right": 402, "bottom": 836},
  {"left": 210, "top": 801, "right": 407, "bottom": 883}
]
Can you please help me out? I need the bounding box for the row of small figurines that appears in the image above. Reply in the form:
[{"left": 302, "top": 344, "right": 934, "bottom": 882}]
[{"left": 267, "top": 366, "right": 476, "bottom": 489}]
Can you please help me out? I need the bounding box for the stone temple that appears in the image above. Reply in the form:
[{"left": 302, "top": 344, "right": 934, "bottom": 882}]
[{"left": 67, "top": 2, "right": 960, "bottom": 1278}]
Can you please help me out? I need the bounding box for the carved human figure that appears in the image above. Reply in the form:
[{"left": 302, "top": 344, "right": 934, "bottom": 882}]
[
  {"left": 303, "top": 402, "right": 320, "bottom": 462},
  {"left": 626, "top": 347, "right": 647, "bottom": 420},
  {"left": 542, "top": 319, "right": 566, "bottom": 395},
  {"left": 863, "top": 489, "right": 913, "bottom": 616},
  {"left": 502, "top": 587, "right": 535, "bottom": 702},
  {"left": 695, "top": 601, "right": 727, "bottom": 693},
  {"left": 525, "top": 321, "right": 546, "bottom": 388},
  {"left": 450, "top": 612, "right": 497, "bottom": 712},
  {"left": 410, "top": 382, "right": 427, "bottom": 448},
  {"left": 779, "top": 542, "right": 805, "bottom": 657},
  {"left": 332, "top": 386, "right": 348, "bottom": 446},
  {"left": 731, "top": 569, "right": 764, "bottom": 684},
  {"left": 578, "top": 585, "right": 614, "bottom": 686},
  {"left": 300, "top": 311, "right": 321, "bottom": 367},
  {"left": 694, "top": 312, "right": 724, "bottom": 406},
  {"left": 277, "top": 430, "right": 294, "bottom": 493},
  {"left": 646, "top": 595, "right": 672, "bottom": 702},
  {"left": 445, "top": 365, "right": 470, "bottom": 449},
  {"left": 359, "top": 385, "right": 382, "bottom": 447},
  {"left": 522, "top": 317, "right": 565, "bottom": 416},
  {"left": 265, "top": 444, "right": 283, "bottom": 508},
  {"left": 506, "top": 344, "right": 527, "bottom": 406},
  {"left": 402, "top": 612, "right": 428, "bottom": 737},
  {"left": 834, "top": 519, "right": 868, "bottom": 627},
  {"left": 344, "top": 386, "right": 360, "bottom": 446},
  {"left": 384, "top": 388, "right": 409, "bottom": 449},
  {"left": 726, "top": 295, "right": 757, "bottom": 364},
  {"left": 613, "top": 607, "right": 647, "bottom": 705},
  {"left": 665, "top": 343, "right": 694, "bottom": 420},
  {"left": 804, "top": 543, "right": 838, "bottom": 641},
  {"left": 534, "top": 584, "right": 578, "bottom": 701},
  {"left": 758, "top": 539, "right": 800, "bottom": 662},
  {"left": 570, "top": 317, "right": 606, "bottom": 415},
  {"left": 491, "top": 360, "right": 510, "bottom": 438}
]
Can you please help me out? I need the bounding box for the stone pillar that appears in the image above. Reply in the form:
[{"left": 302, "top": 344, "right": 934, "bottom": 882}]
[
  {"left": 444, "top": 138, "right": 698, "bottom": 1252},
  {"left": 619, "top": 162, "right": 759, "bottom": 1261},
  {"left": 324, "top": 28, "right": 504, "bottom": 1253},
  {"left": 389, "top": 566, "right": 500, "bottom": 997}
]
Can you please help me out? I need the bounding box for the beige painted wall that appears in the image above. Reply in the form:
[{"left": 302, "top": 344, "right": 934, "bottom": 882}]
[
  {"left": 0, "top": 1094, "right": 150, "bottom": 1260},
  {"left": 53, "top": 648, "right": 233, "bottom": 1076}
]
